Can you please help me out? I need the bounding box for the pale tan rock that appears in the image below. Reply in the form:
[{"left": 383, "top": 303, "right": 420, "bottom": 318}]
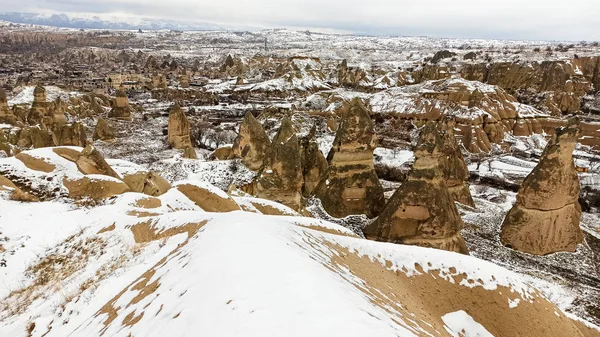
[
  {"left": 122, "top": 171, "right": 171, "bottom": 197},
  {"left": 315, "top": 98, "right": 384, "bottom": 218},
  {"left": 167, "top": 104, "right": 193, "bottom": 149},
  {"left": 210, "top": 146, "right": 232, "bottom": 160},
  {"left": 177, "top": 182, "right": 241, "bottom": 212},
  {"left": 75, "top": 144, "right": 120, "bottom": 179},
  {"left": 52, "top": 122, "right": 87, "bottom": 147},
  {"left": 253, "top": 117, "right": 304, "bottom": 210},
  {"left": 229, "top": 112, "right": 271, "bottom": 171},
  {"left": 500, "top": 125, "right": 583, "bottom": 255},
  {"left": 108, "top": 87, "right": 132, "bottom": 120},
  {"left": 183, "top": 147, "right": 197, "bottom": 159},
  {"left": 301, "top": 125, "right": 328, "bottom": 197},
  {"left": 437, "top": 119, "right": 475, "bottom": 207},
  {"left": 363, "top": 122, "right": 469, "bottom": 254},
  {"left": 93, "top": 117, "right": 116, "bottom": 141}
]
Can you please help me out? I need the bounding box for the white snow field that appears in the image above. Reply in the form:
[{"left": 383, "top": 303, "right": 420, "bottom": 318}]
[{"left": 0, "top": 190, "right": 596, "bottom": 336}]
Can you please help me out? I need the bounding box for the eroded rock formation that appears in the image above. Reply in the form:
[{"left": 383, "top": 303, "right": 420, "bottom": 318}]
[
  {"left": 167, "top": 104, "right": 192, "bottom": 149},
  {"left": 229, "top": 112, "right": 271, "bottom": 171},
  {"left": 253, "top": 117, "right": 303, "bottom": 210},
  {"left": 363, "top": 122, "right": 469, "bottom": 254},
  {"left": 0, "top": 88, "right": 14, "bottom": 124},
  {"left": 108, "top": 87, "right": 132, "bottom": 120},
  {"left": 500, "top": 125, "right": 583, "bottom": 255},
  {"left": 315, "top": 98, "right": 384, "bottom": 218},
  {"left": 93, "top": 117, "right": 115, "bottom": 141},
  {"left": 301, "top": 125, "right": 328, "bottom": 197},
  {"left": 437, "top": 119, "right": 475, "bottom": 207}
]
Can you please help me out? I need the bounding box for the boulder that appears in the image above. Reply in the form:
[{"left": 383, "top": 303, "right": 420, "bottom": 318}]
[
  {"left": 183, "top": 147, "right": 197, "bottom": 159},
  {"left": 363, "top": 122, "right": 469, "bottom": 254},
  {"left": 315, "top": 98, "right": 384, "bottom": 218},
  {"left": 500, "top": 125, "right": 583, "bottom": 255},
  {"left": 209, "top": 146, "right": 232, "bottom": 160},
  {"left": 75, "top": 144, "right": 120, "bottom": 179},
  {"left": 229, "top": 112, "right": 271, "bottom": 171}
]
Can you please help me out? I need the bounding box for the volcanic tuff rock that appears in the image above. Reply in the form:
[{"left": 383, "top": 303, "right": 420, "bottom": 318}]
[
  {"left": 229, "top": 112, "right": 271, "bottom": 171},
  {"left": 93, "top": 117, "right": 115, "bottom": 141},
  {"left": 27, "top": 85, "right": 50, "bottom": 125},
  {"left": 363, "top": 122, "right": 469, "bottom": 254},
  {"left": 500, "top": 125, "right": 583, "bottom": 255},
  {"left": 300, "top": 125, "right": 328, "bottom": 197},
  {"left": 366, "top": 77, "right": 548, "bottom": 153},
  {"left": 52, "top": 122, "right": 87, "bottom": 147},
  {"left": 167, "top": 104, "right": 193, "bottom": 149},
  {"left": 108, "top": 87, "right": 132, "bottom": 121},
  {"left": 253, "top": 117, "right": 304, "bottom": 210},
  {"left": 436, "top": 119, "right": 475, "bottom": 207},
  {"left": 0, "top": 88, "right": 13, "bottom": 124},
  {"left": 315, "top": 98, "right": 384, "bottom": 218},
  {"left": 75, "top": 144, "right": 120, "bottom": 179}
]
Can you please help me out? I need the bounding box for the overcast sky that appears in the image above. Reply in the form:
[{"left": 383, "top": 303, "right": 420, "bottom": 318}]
[{"left": 6, "top": 0, "right": 600, "bottom": 41}]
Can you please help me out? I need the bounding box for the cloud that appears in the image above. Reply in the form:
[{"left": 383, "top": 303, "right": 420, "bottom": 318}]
[{"left": 6, "top": 0, "right": 600, "bottom": 40}]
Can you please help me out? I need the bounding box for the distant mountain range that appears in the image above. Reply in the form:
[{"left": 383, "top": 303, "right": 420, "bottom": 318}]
[{"left": 0, "top": 12, "right": 225, "bottom": 31}]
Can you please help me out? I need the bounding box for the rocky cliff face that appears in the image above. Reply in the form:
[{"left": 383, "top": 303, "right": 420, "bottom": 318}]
[
  {"left": 363, "top": 122, "right": 469, "bottom": 254},
  {"left": 315, "top": 98, "right": 384, "bottom": 218},
  {"left": 500, "top": 125, "right": 583, "bottom": 255}
]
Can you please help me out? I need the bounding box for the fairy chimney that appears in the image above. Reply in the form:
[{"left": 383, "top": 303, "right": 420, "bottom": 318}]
[
  {"left": 253, "top": 117, "right": 304, "bottom": 210},
  {"left": 93, "top": 117, "right": 116, "bottom": 141},
  {"left": 28, "top": 85, "right": 49, "bottom": 124},
  {"left": 167, "top": 104, "right": 193, "bottom": 149},
  {"left": 179, "top": 69, "right": 190, "bottom": 88},
  {"left": 363, "top": 122, "right": 469, "bottom": 254},
  {"left": 437, "top": 119, "right": 475, "bottom": 207},
  {"left": 229, "top": 112, "right": 271, "bottom": 171},
  {"left": 500, "top": 125, "right": 583, "bottom": 255},
  {"left": 314, "top": 98, "right": 384, "bottom": 218},
  {"left": 0, "top": 88, "right": 12, "bottom": 123},
  {"left": 301, "top": 125, "right": 328, "bottom": 197},
  {"left": 108, "top": 86, "right": 132, "bottom": 121}
]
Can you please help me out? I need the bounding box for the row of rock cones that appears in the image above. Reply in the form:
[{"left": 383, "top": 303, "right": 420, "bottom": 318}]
[{"left": 227, "top": 97, "right": 584, "bottom": 257}]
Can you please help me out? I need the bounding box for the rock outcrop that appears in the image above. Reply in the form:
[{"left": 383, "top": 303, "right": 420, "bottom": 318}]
[
  {"left": 253, "top": 117, "right": 304, "bottom": 210},
  {"left": 229, "top": 112, "right": 271, "bottom": 171},
  {"left": 437, "top": 119, "right": 475, "bottom": 207},
  {"left": 315, "top": 98, "right": 384, "bottom": 218},
  {"left": 93, "top": 117, "right": 116, "bottom": 141},
  {"left": 167, "top": 104, "right": 192, "bottom": 149},
  {"left": 363, "top": 122, "right": 469, "bottom": 254},
  {"left": 52, "top": 122, "right": 87, "bottom": 147},
  {"left": 108, "top": 87, "right": 132, "bottom": 121},
  {"left": 0, "top": 88, "right": 14, "bottom": 124},
  {"left": 27, "top": 85, "right": 50, "bottom": 125},
  {"left": 75, "top": 144, "right": 120, "bottom": 178},
  {"left": 500, "top": 125, "right": 583, "bottom": 255},
  {"left": 300, "top": 125, "right": 328, "bottom": 197}
]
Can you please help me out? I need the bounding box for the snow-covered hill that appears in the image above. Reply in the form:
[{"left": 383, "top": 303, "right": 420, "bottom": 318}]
[{"left": 0, "top": 149, "right": 598, "bottom": 337}]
